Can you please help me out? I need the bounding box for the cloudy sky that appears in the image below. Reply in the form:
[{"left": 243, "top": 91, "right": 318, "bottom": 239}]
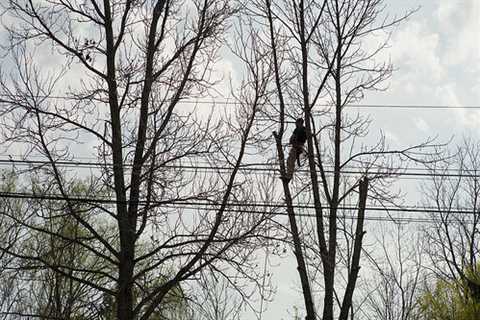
[
  {"left": 0, "top": 0, "right": 478, "bottom": 319},
  {"left": 257, "top": 1, "right": 480, "bottom": 319},
  {"left": 363, "top": 0, "right": 480, "bottom": 144}
]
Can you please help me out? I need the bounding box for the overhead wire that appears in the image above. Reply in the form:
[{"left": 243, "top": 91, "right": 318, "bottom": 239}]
[
  {"left": 0, "top": 95, "right": 476, "bottom": 224},
  {"left": 168, "top": 204, "right": 461, "bottom": 224},
  {"left": 0, "top": 158, "right": 477, "bottom": 181},
  {"left": 0, "top": 191, "right": 476, "bottom": 225},
  {"left": 3, "top": 153, "right": 473, "bottom": 173},
  {"left": 1, "top": 94, "right": 480, "bottom": 110}
]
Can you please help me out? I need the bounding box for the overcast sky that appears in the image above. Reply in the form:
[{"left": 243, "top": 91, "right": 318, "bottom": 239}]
[
  {"left": 0, "top": 0, "right": 478, "bottom": 319},
  {"left": 363, "top": 0, "right": 480, "bottom": 144},
  {"left": 258, "top": 1, "right": 480, "bottom": 319}
]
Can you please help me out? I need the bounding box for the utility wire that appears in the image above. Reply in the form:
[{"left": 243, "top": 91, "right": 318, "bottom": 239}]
[
  {"left": 0, "top": 191, "right": 475, "bottom": 218},
  {"left": 0, "top": 191, "right": 470, "bottom": 225},
  {"left": 3, "top": 153, "right": 471, "bottom": 173},
  {"left": 0, "top": 94, "right": 479, "bottom": 110},
  {"left": 0, "top": 158, "right": 477, "bottom": 180},
  {"left": 168, "top": 204, "right": 464, "bottom": 224}
]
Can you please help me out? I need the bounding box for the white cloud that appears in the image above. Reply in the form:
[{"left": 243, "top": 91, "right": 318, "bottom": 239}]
[
  {"left": 436, "top": 0, "right": 480, "bottom": 67},
  {"left": 433, "top": 82, "right": 480, "bottom": 129},
  {"left": 414, "top": 117, "right": 430, "bottom": 132},
  {"left": 435, "top": 1, "right": 457, "bottom": 24},
  {"left": 434, "top": 83, "right": 460, "bottom": 106},
  {"left": 384, "top": 129, "right": 401, "bottom": 146},
  {"left": 390, "top": 21, "right": 444, "bottom": 83},
  {"left": 211, "top": 55, "right": 235, "bottom": 98}
]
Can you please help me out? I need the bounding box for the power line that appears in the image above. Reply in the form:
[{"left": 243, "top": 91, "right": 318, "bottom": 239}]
[
  {"left": 0, "top": 191, "right": 471, "bottom": 225},
  {"left": 0, "top": 94, "right": 479, "bottom": 110},
  {"left": 168, "top": 204, "right": 462, "bottom": 224},
  {"left": 0, "top": 158, "right": 478, "bottom": 180},
  {"left": 4, "top": 153, "right": 471, "bottom": 173},
  {"left": 0, "top": 191, "right": 476, "bottom": 220}
]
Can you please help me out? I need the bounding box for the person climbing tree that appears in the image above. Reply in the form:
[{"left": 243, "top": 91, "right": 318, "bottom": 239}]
[{"left": 285, "top": 118, "right": 307, "bottom": 181}]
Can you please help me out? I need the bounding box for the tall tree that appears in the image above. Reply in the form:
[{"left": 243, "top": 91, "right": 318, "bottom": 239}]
[
  {"left": 362, "top": 223, "right": 424, "bottom": 320},
  {"left": 422, "top": 138, "right": 480, "bottom": 304},
  {"left": 241, "top": 0, "right": 436, "bottom": 319},
  {"left": 0, "top": 0, "right": 272, "bottom": 319},
  {"left": 0, "top": 175, "right": 192, "bottom": 319},
  {"left": 0, "top": 170, "right": 24, "bottom": 320}
]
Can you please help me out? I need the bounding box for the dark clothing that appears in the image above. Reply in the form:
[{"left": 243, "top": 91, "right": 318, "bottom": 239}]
[
  {"left": 290, "top": 127, "right": 307, "bottom": 145},
  {"left": 286, "top": 125, "right": 307, "bottom": 180},
  {"left": 286, "top": 145, "right": 303, "bottom": 179}
]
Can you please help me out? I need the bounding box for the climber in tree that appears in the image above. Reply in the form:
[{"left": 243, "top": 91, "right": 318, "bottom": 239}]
[{"left": 285, "top": 118, "right": 307, "bottom": 181}]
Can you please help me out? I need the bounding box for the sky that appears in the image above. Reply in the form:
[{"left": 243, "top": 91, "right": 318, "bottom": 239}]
[
  {"left": 362, "top": 0, "right": 480, "bottom": 144},
  {"left": 257, "top": 1, "right": 480, "bottom": 319},
  {"left": 0, "top": 0, "right": 479, "bottom": 319}
]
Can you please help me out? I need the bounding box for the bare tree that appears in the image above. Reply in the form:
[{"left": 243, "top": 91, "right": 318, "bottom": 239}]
[
  {"left": 361, "top": 222, "right": 424, "bottom": 320},
  {"left": 0, "top": 170, "right": 25, "bottom": 320},
  {"left": 0, "top": 0, "right": 275, "bottom": 319},
  {"left": 239, "top": 0, "right": 437, "bottom": 319},
  {"left": 422, "top": 138, "right": 480, "bottom": 302},
  {"left": 191, "top": 272, "right": 246, "bottom": 320}
]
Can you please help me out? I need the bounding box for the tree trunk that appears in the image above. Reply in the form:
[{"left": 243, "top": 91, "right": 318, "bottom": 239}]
[
  {"left": 273, "top": 132, "right": 316, "bottom": 320},
  {"left": 339, "top": 177, "right": 369, "bottom": 320}
]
